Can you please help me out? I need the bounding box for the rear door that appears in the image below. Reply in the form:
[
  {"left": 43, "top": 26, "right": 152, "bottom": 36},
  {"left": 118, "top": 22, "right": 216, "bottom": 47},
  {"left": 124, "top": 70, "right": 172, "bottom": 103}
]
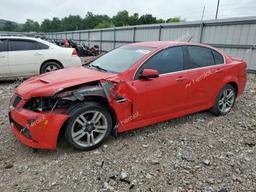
[
  {"left": 8, "top": 39, "right": 44, "bottom": 77},
  {"left": 0, "top": 39, "right": 11, "bottom": 77},
  {"left": 184, "top": 45, "right": 225, "bottom": 109},
  {"left": 132, "top": 46, "right": 189, "bottom": 120}
]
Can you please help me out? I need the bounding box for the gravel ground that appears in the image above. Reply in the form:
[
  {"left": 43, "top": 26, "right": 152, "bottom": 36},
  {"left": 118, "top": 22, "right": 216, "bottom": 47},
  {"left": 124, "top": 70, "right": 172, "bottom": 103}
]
[
  {"left": 80, "top": 55, "right": 102, "bottom": 65},
  {"left": 80, "top": 56, "right": 96, "bottom": 65},
  {"left": 0, "top": 74, "right": 255, "bottom": 192}
]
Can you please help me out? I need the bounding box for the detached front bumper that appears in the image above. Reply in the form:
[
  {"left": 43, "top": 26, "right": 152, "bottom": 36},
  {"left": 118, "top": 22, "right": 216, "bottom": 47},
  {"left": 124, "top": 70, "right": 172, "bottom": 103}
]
[{"left": 9, "top": 108, "right": 69, "bottom": 150}]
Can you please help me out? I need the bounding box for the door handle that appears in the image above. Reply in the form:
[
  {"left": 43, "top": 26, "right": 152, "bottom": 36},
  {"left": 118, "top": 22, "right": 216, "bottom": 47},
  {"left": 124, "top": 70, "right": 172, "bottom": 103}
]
[
  {"left": 34, "top": 52, "right": 43, "bottom": 56},
  {"left": 176, "top": 76, "right": 187, "bottom": 82},
  {"left": 215, "top": 68, "right": 222, "bottom": 73}
]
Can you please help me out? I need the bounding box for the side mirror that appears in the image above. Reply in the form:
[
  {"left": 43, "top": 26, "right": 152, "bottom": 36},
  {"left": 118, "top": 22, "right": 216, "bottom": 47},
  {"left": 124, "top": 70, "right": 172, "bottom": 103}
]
[{"left": 140, "top": 69, "right": 159, "bottom": 79}]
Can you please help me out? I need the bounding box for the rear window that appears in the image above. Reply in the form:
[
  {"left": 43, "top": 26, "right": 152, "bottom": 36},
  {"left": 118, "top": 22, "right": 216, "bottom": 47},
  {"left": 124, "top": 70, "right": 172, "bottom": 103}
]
[{"left": 9, "top": 40, "right": 37, "bottom": 51}]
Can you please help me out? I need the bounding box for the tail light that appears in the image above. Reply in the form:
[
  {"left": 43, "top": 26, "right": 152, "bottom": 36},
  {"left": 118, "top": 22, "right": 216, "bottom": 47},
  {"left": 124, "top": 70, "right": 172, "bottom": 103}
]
[{"left": 72, "top": 49, "right": 78, "bottom": 56}]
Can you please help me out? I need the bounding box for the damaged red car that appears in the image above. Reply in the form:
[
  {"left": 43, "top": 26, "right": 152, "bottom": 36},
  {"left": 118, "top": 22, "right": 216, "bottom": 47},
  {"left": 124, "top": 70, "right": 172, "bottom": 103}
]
[{"left": 9, "top": 41, "right": 247, "bottom": 151}]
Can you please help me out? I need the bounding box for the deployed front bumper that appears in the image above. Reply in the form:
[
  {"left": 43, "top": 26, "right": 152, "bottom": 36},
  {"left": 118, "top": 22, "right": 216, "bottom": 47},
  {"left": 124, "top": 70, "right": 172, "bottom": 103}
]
[{"left": 9, "top": 106, "right": 69, "bottom": 150}]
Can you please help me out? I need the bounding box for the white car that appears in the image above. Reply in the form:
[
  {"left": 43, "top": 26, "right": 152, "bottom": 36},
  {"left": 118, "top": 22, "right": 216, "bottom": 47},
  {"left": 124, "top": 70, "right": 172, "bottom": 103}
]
[{"left": 0, "top": 36, "right": 82, "bottom": 79}]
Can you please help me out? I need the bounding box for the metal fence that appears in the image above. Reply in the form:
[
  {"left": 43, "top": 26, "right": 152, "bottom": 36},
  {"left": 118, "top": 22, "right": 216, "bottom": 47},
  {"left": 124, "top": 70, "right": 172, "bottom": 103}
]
[{"left": 1, "top": 16, "right": 256, "bottom": 71}]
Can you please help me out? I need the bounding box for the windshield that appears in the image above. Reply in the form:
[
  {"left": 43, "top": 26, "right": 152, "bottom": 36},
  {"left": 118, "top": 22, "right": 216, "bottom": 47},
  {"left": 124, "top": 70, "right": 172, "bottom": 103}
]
[{"left": 87, "top": 45, "right": 154, "bottom": 73}]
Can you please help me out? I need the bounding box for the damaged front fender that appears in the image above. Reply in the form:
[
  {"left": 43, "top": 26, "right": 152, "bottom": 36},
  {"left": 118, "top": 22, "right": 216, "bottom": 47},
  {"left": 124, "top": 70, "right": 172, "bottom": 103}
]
[
  {"left": 100, "top": 79, "right": 137, "bottom": 132},
  {"left": 54, "top": 79, "right": 136, "bottom": 133}
]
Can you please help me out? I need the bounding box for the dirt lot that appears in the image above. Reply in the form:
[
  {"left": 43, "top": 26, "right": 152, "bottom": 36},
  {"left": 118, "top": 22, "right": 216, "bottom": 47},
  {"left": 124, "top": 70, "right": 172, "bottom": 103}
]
[{"left": 0, "top": 74, "right": 255, "bottom": 192}]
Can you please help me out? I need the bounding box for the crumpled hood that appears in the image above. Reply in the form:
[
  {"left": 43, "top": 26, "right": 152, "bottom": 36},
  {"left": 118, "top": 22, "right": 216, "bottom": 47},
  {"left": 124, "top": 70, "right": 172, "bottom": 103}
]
[{"left": 16, "top": 66, "right": 115, "bottom": 99}]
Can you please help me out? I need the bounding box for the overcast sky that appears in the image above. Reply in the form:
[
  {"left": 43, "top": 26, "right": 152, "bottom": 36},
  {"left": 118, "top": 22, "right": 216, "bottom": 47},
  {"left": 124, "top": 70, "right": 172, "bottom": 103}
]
[{"left": 1, "top": 0, "right": 256, "bottom": 23}]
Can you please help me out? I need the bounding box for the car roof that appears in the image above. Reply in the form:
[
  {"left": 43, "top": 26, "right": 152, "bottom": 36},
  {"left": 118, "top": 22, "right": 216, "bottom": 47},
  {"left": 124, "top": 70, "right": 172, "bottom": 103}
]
[
  {"left": 0, "top": 36, "right": 58, "bottom": 47},
  {"left": 129, "top": 41, "right": 214, "bottom": 49},
  {"left": 0, "top": 36, "right": 38, "bottom": 40}
]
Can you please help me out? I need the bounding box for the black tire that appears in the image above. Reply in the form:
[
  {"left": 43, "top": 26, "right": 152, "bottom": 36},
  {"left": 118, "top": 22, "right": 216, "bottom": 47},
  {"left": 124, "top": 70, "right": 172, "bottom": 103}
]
[
  {"left": 64, "top": 102, "right": 112, "bottom": 151},
  {"left": 210, "top": 84, "right": 237, "bottom": 116},
  {"left": 40, "top": 61, "right": 62, "bottom": 74}
]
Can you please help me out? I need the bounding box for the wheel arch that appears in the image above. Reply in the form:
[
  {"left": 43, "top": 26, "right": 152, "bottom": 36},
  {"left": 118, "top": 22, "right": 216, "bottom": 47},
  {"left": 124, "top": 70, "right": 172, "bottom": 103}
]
[
  {"left": 226, "top": 81, "right": 238, "bottom": 95},
  {"left": 57, "top": 96, "right": 118, "bottom": 143},
  {"left": 74, "top": 96, "right": 118, "bottom": 128},
  {"left": 210, "top": 77, "right": 239, "bottom": 109},
  {"left": 221, "top": 75, "right": 239, "bottom": 94}
]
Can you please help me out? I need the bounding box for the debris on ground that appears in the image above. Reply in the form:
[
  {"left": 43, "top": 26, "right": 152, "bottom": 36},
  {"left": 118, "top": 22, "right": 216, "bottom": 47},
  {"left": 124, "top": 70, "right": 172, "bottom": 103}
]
[{"left": 0, "top": 74, "right": 255, "bottom": 191}]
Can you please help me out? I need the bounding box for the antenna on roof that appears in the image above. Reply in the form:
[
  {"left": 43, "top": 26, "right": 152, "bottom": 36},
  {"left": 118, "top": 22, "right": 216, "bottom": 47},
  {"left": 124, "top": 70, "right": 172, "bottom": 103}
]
[
  {"left": 187, "top": 36, "right": 193, "bottom": 42},
  {"left": 201, "top": 6, "right": 206, "bottom": 21},
  {"left": 176, "top": 31, "right": 193, "bottom": 42}
]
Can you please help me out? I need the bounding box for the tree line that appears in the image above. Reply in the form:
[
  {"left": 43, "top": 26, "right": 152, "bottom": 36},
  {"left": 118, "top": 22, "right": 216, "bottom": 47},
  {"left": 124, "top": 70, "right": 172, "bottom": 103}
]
[{"left": 0, "top": 10, "right": 183, "bottom": 32}]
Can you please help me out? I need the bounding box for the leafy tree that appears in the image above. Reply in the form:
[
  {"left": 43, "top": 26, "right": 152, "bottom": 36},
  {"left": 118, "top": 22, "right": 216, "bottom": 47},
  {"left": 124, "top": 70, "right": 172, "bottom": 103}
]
[
  {"left": 3, "top": 21, "right": 17, "bottom": 31},
  {"left": 156, "top": 19, "right": 165, "bottom": 23},
  {"left": 40, "top": 19, "right": 52, "bottom": 32},
  {"left": 138, "top": 14, "right": 158, "bottom": 24},
  {"left": 51, "top": 17, "right": 62, "bottom": 31},
  {"left": 61, "top": 15, "right": 83, "bottom": 31},
  {"left": 95, "top": 21, "right": 113, "bottom": 29},
  {"left": 83, "top": 12, "right": 111, "bottom": 29},
  {"left": 112, "top": 10, "right": 130, "bottom": 26},
  {"left": 1, "top": 10, "right": 182, "bottom": 32},
  {"left": 166, "top": 17, "right": 182, "bottom": 23},
  {"left": 22, "top": 19, "right": 40, "bottom": 32},
  {"left": 128, "top": 13, "right": 140, "bottom": 25}
]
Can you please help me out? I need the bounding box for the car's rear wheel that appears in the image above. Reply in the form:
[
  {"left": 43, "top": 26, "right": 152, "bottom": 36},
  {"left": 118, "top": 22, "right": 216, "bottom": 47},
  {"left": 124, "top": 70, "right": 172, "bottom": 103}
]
[
  {"left": 64, "top": 102, "right": 112, "bottom": 151},
  {"left": 210, "top": 84, "right": 236, "bottom": 116},
  {"left": 40, "top": 61, "right": 62, "bottom": 74}
]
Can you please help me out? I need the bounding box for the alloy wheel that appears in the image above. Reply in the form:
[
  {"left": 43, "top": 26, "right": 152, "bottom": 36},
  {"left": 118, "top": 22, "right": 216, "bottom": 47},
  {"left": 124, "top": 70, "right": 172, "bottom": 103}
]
[
  {"left": 71, "top": 110, "right": 108, "bottom": 147},
  {"left": 218, "top": 88, "right": 235, "bottom": 113},
  {"left": 45, "top": 65, "right": 59, "bottom": 72}
]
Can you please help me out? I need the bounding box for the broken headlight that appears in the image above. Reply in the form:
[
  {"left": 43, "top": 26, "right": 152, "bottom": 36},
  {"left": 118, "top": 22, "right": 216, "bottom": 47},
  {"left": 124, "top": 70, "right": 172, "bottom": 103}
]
[{"left": 24, "top": 97, "right": 58, "bottom": 112}]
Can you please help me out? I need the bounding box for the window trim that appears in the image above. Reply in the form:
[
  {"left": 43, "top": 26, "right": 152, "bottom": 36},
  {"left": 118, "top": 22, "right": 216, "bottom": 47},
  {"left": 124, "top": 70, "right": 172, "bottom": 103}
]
[
  {"left": 134, "top": 45, "right": 186, "bottom": 80},
  {"left": 133, "top": 44, "right": 226, "bottom": 80},
  {"left": 157, "top": 63, "right": 228, "bottom": 77}
]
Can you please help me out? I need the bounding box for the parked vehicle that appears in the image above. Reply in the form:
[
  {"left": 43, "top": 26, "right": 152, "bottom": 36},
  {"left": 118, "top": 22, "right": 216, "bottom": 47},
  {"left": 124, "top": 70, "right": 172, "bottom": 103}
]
[
  {"left": 0, "top": 36, "right": 82, "bottom": 79},
  {"left": 9, "top": 41, "right": 247, "bottom": 151}
]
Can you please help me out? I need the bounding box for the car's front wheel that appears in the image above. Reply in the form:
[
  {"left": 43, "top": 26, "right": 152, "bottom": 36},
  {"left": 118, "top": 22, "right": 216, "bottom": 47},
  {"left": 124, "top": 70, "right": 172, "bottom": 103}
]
[
  {"left": 211, "top": 84, "right": 236, "bottom": 116},
  {"left": 64, "top": 102, "right": 112, "bottom": 151}
]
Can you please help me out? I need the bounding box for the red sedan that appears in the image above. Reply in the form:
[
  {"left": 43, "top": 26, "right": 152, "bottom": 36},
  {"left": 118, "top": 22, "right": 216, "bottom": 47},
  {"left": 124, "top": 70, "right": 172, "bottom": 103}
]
[{"left": 9, "top": 41, "right": 247, "bottom": 151}]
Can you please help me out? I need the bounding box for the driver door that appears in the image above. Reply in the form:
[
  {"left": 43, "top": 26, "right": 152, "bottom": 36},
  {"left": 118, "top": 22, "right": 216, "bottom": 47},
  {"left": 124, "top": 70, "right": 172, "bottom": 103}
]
[
  {"left": 0, "top": 39, "right": 11, "bottom": 77},
  {"left": 132, "top": 46, "right": 190, "bottom": 121}
]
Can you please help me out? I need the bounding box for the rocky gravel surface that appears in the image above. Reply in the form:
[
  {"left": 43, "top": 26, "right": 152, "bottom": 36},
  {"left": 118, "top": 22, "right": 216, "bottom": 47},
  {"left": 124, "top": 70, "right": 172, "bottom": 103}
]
[{"left": 0, "top": 74, "right": 256, "bottom": 192}]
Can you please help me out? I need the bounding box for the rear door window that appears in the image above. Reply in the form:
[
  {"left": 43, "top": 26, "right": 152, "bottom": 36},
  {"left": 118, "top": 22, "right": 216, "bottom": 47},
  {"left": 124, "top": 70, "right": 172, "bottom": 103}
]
[
  {"left": 212, "top": 50, "right": 224, "bottom": 64},
  {"left": 37, "top": 42, "right": 49, "bottom": 50},
  {"left": 186, "top": 46, "right": 215, "bottom": 69},
  {"left": 9, "top": 40, "right": 37, "bottom": 51},
  {"left": 0, "top": 39, "right": 8, "bottom": 52}
]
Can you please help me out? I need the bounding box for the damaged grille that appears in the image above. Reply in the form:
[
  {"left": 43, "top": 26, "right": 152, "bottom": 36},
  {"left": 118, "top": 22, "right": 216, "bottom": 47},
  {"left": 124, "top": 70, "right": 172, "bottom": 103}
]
[{"left": 12, "top": 119, "right": 32, "bottom": 140}]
